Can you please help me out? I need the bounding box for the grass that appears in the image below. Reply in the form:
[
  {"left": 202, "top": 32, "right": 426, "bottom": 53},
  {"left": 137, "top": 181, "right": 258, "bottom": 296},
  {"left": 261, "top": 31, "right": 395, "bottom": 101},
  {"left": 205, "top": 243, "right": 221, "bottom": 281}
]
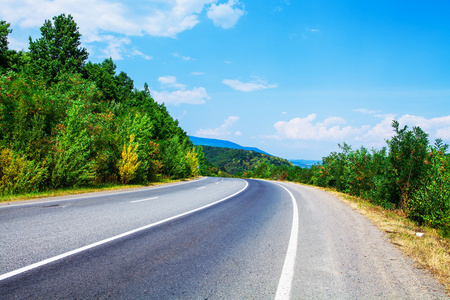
[
  {"left": 0, "top": 178, "right": 191, "bottom": 203},
  {"left": 321, "top": 187, "right": 450, "bottom": 294}
]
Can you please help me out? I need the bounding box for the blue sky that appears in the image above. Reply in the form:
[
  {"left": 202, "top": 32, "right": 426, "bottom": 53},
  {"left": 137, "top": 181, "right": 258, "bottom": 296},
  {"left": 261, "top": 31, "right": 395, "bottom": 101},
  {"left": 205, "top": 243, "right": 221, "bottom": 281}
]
[{"left": 2, "top": 0, "right": 450, "bottom": 160}]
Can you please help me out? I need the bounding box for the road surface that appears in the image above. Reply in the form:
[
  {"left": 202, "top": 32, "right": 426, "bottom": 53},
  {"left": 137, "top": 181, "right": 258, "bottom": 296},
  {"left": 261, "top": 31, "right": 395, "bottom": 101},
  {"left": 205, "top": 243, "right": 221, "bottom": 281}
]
[{"left": 0, "top": 177, "right": 447, "bottom": 299}]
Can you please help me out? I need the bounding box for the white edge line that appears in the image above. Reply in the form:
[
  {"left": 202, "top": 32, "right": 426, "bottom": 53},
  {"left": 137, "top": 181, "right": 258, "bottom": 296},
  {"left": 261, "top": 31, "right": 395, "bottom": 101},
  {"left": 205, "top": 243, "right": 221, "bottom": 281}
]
[
  {"left": 274, "top": 183, "right": 299, "bottom": 300},
  {"left": 0, "top": 179, "right": 249, "bottom": 282},
  {"left": 129, "top": 197, "right": 159, "bottom": 203}
]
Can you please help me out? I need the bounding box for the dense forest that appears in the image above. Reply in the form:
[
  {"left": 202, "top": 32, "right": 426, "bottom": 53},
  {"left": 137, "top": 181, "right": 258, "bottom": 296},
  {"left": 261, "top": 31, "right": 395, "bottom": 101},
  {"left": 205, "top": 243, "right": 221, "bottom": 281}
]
[{"left": 0, "top": 15, "right": 202, "bottom": 195}]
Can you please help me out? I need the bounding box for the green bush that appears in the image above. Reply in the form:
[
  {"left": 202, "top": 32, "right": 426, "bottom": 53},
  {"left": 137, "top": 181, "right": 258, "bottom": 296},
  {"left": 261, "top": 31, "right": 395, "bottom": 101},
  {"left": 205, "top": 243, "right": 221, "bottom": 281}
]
[
  {"left": 408, "top": 142, "right": 450, "bottom": 229},
  {"left": 0, "top": 148, "right": 48, "bottom": 195}
]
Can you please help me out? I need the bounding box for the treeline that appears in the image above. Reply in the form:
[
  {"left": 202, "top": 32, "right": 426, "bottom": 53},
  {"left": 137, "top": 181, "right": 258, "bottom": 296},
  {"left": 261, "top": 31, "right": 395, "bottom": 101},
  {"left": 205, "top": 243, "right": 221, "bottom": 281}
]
[
  {"left": 241, "top": 121, "right": 450, "bottom": 233},
  {"left": 0, "top": 15, "right": 202, "bottom": 195},
  {"left": 201, "top": 146, "right": 292, "bottom": 176}
]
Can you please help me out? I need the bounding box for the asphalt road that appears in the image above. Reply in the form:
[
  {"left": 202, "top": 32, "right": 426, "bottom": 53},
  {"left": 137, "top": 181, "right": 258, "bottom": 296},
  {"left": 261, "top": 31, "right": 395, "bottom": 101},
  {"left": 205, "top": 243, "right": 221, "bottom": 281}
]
[{"left": 0, "top": 177, "right": 447, "bottom": 299}]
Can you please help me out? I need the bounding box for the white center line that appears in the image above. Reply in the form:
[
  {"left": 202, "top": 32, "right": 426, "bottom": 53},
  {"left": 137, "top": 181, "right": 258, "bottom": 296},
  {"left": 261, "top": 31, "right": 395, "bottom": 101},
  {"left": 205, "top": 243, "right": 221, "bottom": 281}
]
[
  {"left": 274, "top": 183, "right": 299, "bottom": 300},
  {"left": 197, "top": 187, "right": 206, "bottom": 190},
  {"left": 129, "top": 197, "right": 159, "bottom": 203}
]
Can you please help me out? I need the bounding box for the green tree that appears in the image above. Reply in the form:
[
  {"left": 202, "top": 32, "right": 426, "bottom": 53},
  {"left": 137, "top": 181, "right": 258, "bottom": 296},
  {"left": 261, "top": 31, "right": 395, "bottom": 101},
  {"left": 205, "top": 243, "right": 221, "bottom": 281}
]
[
  {"left": 0, "top": 20, "right": 12, "bottom": 69},
  {"left": 28, "top": 14, "right": 88, "bottom": 83},
  {"left": 82, "top": 58, "right": 134, "bottom": 103},
  {"left": 408, "top": 139, "right": 450, "bottom": 230},
  {"left": 388, "top": 120, "right": 429, "bottom": 210}
]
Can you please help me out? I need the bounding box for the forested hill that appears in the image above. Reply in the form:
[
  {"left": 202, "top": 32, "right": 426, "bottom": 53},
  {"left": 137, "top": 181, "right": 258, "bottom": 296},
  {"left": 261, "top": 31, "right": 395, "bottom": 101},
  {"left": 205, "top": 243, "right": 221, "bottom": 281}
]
[
  {"left": 201, "top": 146, "right": 292, "bottom": 175},
  {"left": 189, "top": 136, "right": 272, "bottom": 156},
  {"left": 0, "top": 14, "right": 202, "bottom": 196}
]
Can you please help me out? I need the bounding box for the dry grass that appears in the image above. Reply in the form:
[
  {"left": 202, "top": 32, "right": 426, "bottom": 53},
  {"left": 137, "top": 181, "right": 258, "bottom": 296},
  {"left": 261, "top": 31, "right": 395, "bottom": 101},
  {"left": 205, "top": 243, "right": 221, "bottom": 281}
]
[{"left": 322, "top": 188, "right": 450, "bottom": 293}]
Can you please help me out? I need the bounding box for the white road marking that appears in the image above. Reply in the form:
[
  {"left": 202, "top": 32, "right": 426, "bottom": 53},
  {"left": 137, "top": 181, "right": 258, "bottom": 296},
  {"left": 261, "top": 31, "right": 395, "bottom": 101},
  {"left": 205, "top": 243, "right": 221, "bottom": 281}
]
[
  {"left": 0, "top": 180, "right": 249, "bottom": 282},
  {"left": 274, "top": 183, "right": 299, "bottom": 300},
  {"left": 129, "top": 197, "right": 159, "bottom": 203},
  {"left": 197, "top": 187, "right": 206, "bottom": 190}
]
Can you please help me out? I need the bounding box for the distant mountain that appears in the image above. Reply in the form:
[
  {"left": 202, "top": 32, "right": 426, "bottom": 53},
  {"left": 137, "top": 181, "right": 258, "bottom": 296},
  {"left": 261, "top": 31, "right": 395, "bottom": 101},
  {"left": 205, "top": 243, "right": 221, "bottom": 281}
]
[
  {"left": 189, "top": 136, "right": 272, "bottom": 156},
  {"left": 289, "top": 159, "right": 321, "bottom": 168}
]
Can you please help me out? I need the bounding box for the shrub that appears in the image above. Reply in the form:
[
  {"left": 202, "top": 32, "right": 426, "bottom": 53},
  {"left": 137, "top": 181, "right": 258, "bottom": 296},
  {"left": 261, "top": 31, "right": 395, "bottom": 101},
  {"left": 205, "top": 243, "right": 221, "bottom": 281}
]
[{"left": 117, "top": 134, "right": 141, "bottom": 184}]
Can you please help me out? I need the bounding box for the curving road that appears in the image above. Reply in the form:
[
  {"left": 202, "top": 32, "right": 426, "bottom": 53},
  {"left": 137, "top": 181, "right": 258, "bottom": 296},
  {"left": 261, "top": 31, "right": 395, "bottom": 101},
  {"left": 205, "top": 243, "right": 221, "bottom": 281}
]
[{"left": 0, "top": 177, "right": 447, "bottom": 299}]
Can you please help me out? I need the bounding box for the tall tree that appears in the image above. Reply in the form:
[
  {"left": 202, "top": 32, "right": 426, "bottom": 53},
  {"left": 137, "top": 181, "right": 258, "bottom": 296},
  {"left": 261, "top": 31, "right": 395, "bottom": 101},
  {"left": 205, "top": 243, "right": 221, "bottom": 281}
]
[
  {"left": 0, "top": 20, "right": 12, "bottom": 69},
  {"left": 388, "top": 120, "right": 429, "bottom": 209},
  {"left": 28, "top": 14, "right": 88, "bottom": 83}
]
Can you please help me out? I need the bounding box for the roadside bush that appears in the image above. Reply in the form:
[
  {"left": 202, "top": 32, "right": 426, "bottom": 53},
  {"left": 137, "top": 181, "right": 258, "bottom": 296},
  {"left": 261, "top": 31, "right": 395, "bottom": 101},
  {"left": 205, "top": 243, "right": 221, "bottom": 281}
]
[
  {"left": 408, "top": 141, "right": 450, "bottom": 230},
  {"left": 0, "top": 148, "right": 48, "bottom": 195}
]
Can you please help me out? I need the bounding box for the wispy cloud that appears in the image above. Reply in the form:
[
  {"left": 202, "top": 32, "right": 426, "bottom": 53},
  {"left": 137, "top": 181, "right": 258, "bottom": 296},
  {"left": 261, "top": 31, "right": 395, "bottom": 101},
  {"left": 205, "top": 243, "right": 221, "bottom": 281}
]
[
  {"left": 153, "top": 75, "right": 209, "bottom": 106},
  {"left": 158, "top": 75, "right": 186, "bottom": 89},
  {"left": 353, "top": 108, "right": 378, "bottom": 115},
  {"left": 196, "top": 116, "right": 240, "bottom": 137},
  {"left": 172, "top": 52, "right": 193, "bottom": 61},
  {"left": 152, "top": 88, "right": 210, "bottom": 106},
  {"left": 223, "top": 78, "right": 278, "bottom": 92}
]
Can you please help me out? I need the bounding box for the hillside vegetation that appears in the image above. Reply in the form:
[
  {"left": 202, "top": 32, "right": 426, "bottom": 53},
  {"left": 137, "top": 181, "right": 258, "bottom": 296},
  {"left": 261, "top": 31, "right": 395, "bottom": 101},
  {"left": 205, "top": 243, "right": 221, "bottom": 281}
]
[
  {"left": 237, "top": 121, "right": 450, "bottom": 236},
  {"left": 201, "top": 146, "right": 291, "bottom": 176},
  {"left": 0, "top": 15, "right": 202, "bottom": 197}
]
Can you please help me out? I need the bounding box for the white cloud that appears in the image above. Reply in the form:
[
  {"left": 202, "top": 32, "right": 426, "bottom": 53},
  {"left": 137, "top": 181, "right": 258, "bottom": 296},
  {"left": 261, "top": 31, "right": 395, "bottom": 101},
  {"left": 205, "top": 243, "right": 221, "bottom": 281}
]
[
  {"left": 397, "top": 114, "right": 450, "bottom": 132},
  {"left": 273, "top": 114, "right": 370, "bottom": 141},
  {"left": 196, "top": 116, "right": 240, "bottom": 137},
  {"left": 357, "top": 114, "right": 396, "bottom": 145},
  {"left": 223, "top": 79, "right": 278, "bottom": 92},
  {"left": 272, "top": 113, "right": 450, "bottom": 150},
  {"left": 158, "top": 75, "right": 186, "bottom": 89},
  {"left": 1, "top": 0, "right": 245, "bottom": 58},
  {"left": 207, "top": 0, "right": 245, "bottom": 29},
  {"left": 99, "top": 35, "right": 131, "bottom": 60},
  {"left": 152, "top": 87, "right": 209, "bottom": 106},
  {"left": 436, "top": 127, "right": 450, "bottom": 140}
]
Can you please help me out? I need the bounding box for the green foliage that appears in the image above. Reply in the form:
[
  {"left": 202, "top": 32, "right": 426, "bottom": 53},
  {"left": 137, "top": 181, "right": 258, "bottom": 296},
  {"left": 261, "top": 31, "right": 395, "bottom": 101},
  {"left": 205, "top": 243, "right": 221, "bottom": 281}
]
[
  {"left": 162, "top": 135, "right": 192, "bottom": 179},
  {"left": 0, "top": 20, "right": 12, "bottom": 69},
  {"left": 50, "top": 98, "right": 95, "bottom": 188},
  {"left": 388, "top": 120, "right": 429, "bottom": 209},
  {"left": 0, "top": 14, "right": 197, "bottom": 194},
  {"left": 0, "top": 148, "right": 48, "bottom": 195},
  {"left": 201, "top": 146, "right": 292, "bottom": 175},
  {"left": 28, "top": 14, "right": 88, "bottom": 83},
  {"left": 408, "top": 141, "right": 450, "bottom": 229},
  {"left": 82, "top": 58, "right": 134, "bottom": 103}
]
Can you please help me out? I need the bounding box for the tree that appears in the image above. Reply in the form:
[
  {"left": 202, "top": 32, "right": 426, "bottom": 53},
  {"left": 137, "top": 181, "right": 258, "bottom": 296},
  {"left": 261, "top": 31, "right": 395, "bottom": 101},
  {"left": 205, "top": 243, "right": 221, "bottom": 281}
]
[
  {"left": 0, "top": 20, "right": 12, "bottom": 69},
  {"left": 28, "top": 14, "right": 88, "bottom": 83},
  {"left": 388, "top": 120, "right": 429, "bottom": 210}
]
